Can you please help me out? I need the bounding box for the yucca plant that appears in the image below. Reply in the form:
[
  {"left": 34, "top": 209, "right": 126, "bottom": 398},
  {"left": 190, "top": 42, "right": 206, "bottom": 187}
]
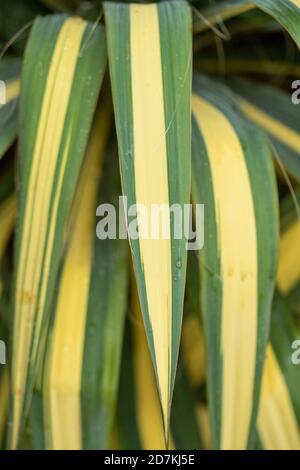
[{"left": 0, "top": 0, "right": 300, "bottom": 451}]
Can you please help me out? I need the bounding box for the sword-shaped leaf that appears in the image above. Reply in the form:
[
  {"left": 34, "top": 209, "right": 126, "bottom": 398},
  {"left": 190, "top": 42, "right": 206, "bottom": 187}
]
[
  {"left": 43, "top": 107, "right": 128, "bottom": 450},
  {"left": 10, "top": 15, "right": 106, "bottom": 448},
  {"left": 104, "top": 0, "right": 192, "bottom": 439},
  {"left": 192, "top": 75, "right": 279, "bottom": 449}
]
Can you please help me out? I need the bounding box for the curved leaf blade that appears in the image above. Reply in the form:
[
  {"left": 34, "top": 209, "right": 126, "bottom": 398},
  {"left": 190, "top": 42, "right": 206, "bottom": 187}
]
[
  {"left": 43, "top": 106, "right": 129, "bottom": 450},
  {"left": 104, "top": 0, "right": 192, "bottom": 439},
  {"left": 252, "top": 0, "right": 300, "bottom": 48},
  {"left": 192, "top": 75, "right": 279, "bottom": 449},
  {"left": 10, "top": 15, "right": 106, "bottom": 449},
  {"left": 43, "top": 104, "right": 109, "bottom": 450}
]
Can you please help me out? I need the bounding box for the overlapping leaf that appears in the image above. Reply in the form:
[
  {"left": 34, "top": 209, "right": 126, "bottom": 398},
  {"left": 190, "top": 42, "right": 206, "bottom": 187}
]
[
  {"left": 43, "top": 104, "right": 128, "bottom": 450},
  {"left": 131, "top": 279, "right": 201, "bottom": 450},
  {"left": 258, "top": 292, "right": 300, "bottom": 450},
  {"left": 257, "top": 185, "right": 300, "bottom": 450},
  {"left": 131, "top": 281, "right": 172, "bottom": 450},
  {"left": 104, "top": 0, "right": 192, "bottom": 439},
  {"left": 10, "top": 14, "right": 106, "bottom": 448},
  {"left": 192, "top": 75, "right": 279, "bottom": 449}
]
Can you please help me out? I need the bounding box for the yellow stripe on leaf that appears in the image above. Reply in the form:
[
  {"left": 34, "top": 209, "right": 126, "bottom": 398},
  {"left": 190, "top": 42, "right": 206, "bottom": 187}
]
[
  {"left": 240, "top": 98, "right": 300, "bottom": 155},
  {"left": 12, "top": 17, "right": 86, "bottom": 450},
  {"left": 277, "top": 220, "right": 300, "bottom": 294},
  {"left": 44, "top": 105, "right": 110, "bottom": 450},
  {"left": 193, "top": 95, "right": 258, "bottom": 450},
  {"left": 5, "top": 80, "right": 20, "bottom": 103},
  {"left": 291, "top": 0, "right": 300, "bottom": 8},
  {"left": 132, "top": 281, "right": 174, "bottom": 450},
  {"left": 130, "top": 3, "right": 172, "bottom": 437},
  {"left": 258, "top": 345, "right": 300, "bottom": 450},
  {"left": 0, "top": 79, "right": 20, "bottom": 109}
]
